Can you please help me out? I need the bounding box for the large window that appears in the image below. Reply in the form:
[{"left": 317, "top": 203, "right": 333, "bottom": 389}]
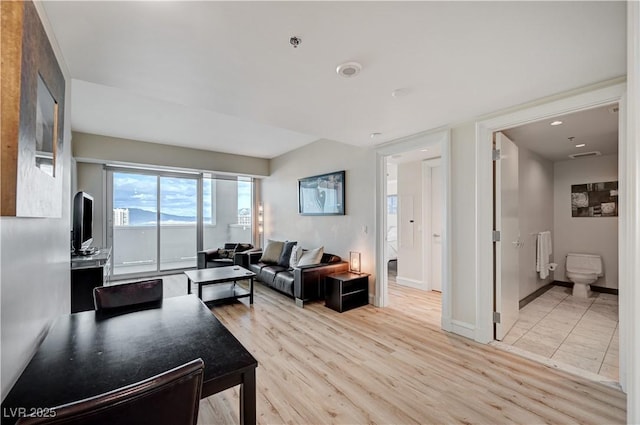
[{"left": 107, "top": 168, "right": 253, "bottom": 277}]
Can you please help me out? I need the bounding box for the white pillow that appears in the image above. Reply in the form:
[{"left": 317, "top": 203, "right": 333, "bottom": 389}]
[
  {"left": 296, "top": 246, "right": 324, "bottom": 267},
  {"left": 289, "top": 244, "right": 303, "bottom": 268}
]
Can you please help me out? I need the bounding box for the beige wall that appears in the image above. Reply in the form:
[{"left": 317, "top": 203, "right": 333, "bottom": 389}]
[
  {"left": 518, "top": 146, "right": 555, "bottom": 298},
  {"left": 553, "top": 154, "right": 619, "bottom": 288},
  {"left": 263, "top": 139, "right": 376, "bottom": 293},
  {"left": 1, "top": 2, "right": 72, "bottom": 400},
  {"left": 72, "top": 132, "right": 270, "bottom": 177}
]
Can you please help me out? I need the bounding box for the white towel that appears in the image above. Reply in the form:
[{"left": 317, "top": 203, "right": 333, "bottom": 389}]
[{"left": 536, "top": 231, "right": 552, "bottom": 279}]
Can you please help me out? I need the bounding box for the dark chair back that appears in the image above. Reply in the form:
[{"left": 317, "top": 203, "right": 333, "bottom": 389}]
[
  {"left": 93, "top": 279, "right": 163, "bottom": 311},
  {"left": 16, "top": 358, "right": 204, "bottom": 425}
]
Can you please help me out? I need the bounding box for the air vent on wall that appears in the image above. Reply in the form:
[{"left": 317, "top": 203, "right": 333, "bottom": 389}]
[{"left": 568, "top": 151, "right": 601, "bottom": 159}]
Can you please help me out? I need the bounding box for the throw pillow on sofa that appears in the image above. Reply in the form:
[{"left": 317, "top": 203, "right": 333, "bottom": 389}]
[
  {"left": 289, "top": 244, "right": 303, "bottom": 268},
  {"left": 259, "top": 239, "right": 284, "bottom": 264},
  {"left": 216, "top": 248, "right": 235, "bottom": 259},
  {"left": 296, "top": 246, "right": 324, "bottom": 267},
  {"left": 278, "top": 241, "right": 297, "bottom": 267}
]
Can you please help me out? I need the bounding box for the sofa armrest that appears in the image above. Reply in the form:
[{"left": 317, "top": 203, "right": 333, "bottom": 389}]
[
  {"left": 247, "top": 250, "right": 263, "bottom": 265},
  {"left": 293, "top": 261, "right": 349, "bottom": 304}
]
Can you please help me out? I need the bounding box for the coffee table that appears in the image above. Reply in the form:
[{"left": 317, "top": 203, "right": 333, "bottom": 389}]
[{"left": 184, "top": 266, "right": 256, "bottom": 304}]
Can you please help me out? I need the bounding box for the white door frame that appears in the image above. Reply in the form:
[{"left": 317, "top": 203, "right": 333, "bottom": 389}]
[
  {"left": 473, "top": 83, "right": 627, "bottom": 381},
  {"left": 375, "top": 129, "right": 452, "bottom": 332}
]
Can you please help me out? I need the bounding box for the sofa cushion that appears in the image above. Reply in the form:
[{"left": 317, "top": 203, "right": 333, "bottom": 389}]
[
  {"left": 272, "top": 271, "right": 294, "bottom": 295},
  {"left": 259, "top": 265, "right": 288, "bottom": 284},
  {"left": 278, "top": 241, "right": 297, "bottom": 267},
  {"left": 259, "top": 240, "right": 284, "bottom": 264},
  {"left": 297, "top": 246, "right": 324, "bottom": 267}
]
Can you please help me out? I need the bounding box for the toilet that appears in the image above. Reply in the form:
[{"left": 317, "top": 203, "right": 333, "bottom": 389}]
[{"left": 565, "top": 253, "right": 603, "bottom": 298}]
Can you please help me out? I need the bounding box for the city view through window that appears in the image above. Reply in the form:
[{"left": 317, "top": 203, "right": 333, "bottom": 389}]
[{"left": 110, "top": 171, "right": 252, "bottom": 275}]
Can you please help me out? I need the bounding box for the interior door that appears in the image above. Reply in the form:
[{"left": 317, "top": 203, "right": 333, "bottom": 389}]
[
  {"left": 495, "top": 132, "right": 520, "bottom": 340},
  {"left": 430, "top": 164, "right": 442, "bottom": 292}
]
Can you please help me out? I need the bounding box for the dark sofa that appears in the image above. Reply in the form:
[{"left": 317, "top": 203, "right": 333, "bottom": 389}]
[
  {"left": 247, "top": 251, "right": 348, "bottom": 307},
  {"left": 197, "top": 243, "right": 253, "bottom": 269}
]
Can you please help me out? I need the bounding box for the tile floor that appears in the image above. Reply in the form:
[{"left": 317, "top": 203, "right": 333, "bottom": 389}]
[{"left": 502, "top": 285, "right": 619, "bottom": 381}]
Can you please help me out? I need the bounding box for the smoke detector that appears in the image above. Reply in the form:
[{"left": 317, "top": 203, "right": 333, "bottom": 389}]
[
  {"left": 568, "top": 151, "right": 601, "bottom": 159},
  {"left": 336, "top": 62, "right": 362, "bottom": 78}
]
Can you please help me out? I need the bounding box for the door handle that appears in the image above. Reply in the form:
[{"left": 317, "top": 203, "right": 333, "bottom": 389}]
[{"left": 433, "top": 233, "right": 440, "bottom": 237}]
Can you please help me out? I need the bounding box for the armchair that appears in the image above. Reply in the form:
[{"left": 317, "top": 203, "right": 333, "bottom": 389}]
[{"left": 197, "top": 243, "right": 253, "bottom": 269}]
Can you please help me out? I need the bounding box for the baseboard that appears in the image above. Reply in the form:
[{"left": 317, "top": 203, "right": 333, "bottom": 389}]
[
  {"left": 520, "top": 283, "right": 554, "bottom": 309},
  {"left": 450, "top": 320, "right": 475, "bottom": 340},
  {"left": 553, "top": 280, "right": 619, "bottom": 295},
  {"left": 396, "top": 276, "right": 427, "bottom": 290}
]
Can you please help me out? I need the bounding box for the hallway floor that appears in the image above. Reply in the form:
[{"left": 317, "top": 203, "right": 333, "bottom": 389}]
[{"left": 502, "top": 285, "right": 619, "bottom": 382}]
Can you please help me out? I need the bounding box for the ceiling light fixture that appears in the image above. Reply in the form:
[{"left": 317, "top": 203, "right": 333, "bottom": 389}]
[
  {"left": 575, "top": 143, "right": 586, "bottom": 148},
  {"left": 370, "top": 132, "right": 381, "bottom": 138},
  {"left": 550, "top": 120, "right": 563, "bottom": 126},
  {"left": 289, "top": 36, "right": 301, "bottom": 48},
  {"left": 391, "top": 88, "right": 410, "bottom": 98},
  {"left": 420, "top": 149, "right": 428, "bottom": 152},
  {"left": 336, "top": 62, "right": 362, "bottom": 78}
]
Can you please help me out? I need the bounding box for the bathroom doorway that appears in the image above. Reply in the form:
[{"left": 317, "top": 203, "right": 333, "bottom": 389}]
[{"left": 493, "top": 104, "right": 620, "bottom": 383}]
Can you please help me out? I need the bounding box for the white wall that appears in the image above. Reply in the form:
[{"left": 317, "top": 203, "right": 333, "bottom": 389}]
[
  {"left": 386, "top": 163, "right": 398, "bottom": 261},
  {"left": 518, "top": 146, "right": 555, "bottom": 299},
  {"left": 396, "top": 161, "right": 424, "bottom": 288},
  {"left": 1, "top": 2, "right": 72, "bottom": 400},
  {"left": 450, "top": 124, "right": 477, "bottom": 326},
  {"left": 553, "top": 154, "right": 619, "bottom": 288},
  {"left": 263, "top": 139, "right": 376, "bottom": 291},
  {"left": 76, "top": 162, "right": 105, "bottom": 247}
]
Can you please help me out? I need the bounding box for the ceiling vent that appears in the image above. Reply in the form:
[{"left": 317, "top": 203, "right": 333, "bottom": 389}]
[
  {"left": 568, "top": 151, "right": 601, "bottom": 159},
  {"left": 336, "top": 62, "right": 362, "bottom": 78}
]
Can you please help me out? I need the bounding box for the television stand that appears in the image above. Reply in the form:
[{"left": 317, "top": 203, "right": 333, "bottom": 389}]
[{"left": 70, "top": 247, "right": 111, "bottom": 313}]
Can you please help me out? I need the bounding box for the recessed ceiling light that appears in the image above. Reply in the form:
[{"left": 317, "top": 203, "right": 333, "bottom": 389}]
[
  {"left": 420, "top": 149, "right": 428, "bottom": 152},
  {"left": 550, "top": 120, "right": 563, "bottom": 126},
  {"left": 336, "top": 62, "right": 362, "bottom": 78},
  {"left": 391, "top": 88, "right": 410, "bottom": 98},
  {"left": 575, "top": 143, "right": 586, "bottom": 148},
  {"left": 370, "top": 132, "right": 382, "bottom": 138}
]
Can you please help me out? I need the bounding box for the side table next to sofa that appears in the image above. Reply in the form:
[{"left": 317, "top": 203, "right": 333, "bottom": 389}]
[{"left": 324, "top": 272, "right": 369, "bottom": 313}]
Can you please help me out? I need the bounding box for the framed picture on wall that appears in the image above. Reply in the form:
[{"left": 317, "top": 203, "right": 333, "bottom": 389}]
[
  {"left": 298, "top": 170, "right": 345, "bottom": 215},
  {"left": 571, "top": 181, "right": 618, "bottom": 217}
]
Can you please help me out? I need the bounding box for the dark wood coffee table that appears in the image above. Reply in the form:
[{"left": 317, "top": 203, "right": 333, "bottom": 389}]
[{"left": 184, "top": 266, "right": 256, "bottom": 304}]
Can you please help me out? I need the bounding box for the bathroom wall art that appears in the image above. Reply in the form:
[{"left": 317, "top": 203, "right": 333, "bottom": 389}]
[{"left": 571, "top": 181, "right": 618, "bottom": 217}]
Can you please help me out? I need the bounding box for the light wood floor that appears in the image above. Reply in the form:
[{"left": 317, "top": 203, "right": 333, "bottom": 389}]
[{"left": 135, "top": 274, "right": 627, "bottom": 424}]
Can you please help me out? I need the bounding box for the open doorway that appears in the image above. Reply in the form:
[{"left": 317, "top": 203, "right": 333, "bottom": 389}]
[
  {"left": 375, "top": 129, "right": 452, "bottom": 332},
  {"left": 493, "top": 104, "right": 620, "bottom": 383}
]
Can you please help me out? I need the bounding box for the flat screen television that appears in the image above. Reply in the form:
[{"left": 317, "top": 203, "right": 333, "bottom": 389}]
[{"left": 73, "top": 191, "right": 94, "bottom": 255}]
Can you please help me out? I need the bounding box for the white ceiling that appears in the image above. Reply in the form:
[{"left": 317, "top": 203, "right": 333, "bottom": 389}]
[
  {"left": 502, "top": 104, "right": 619, "bottom": 162},
  {"left": 42, "top": 1, "right": 626, "bottom": 159}
]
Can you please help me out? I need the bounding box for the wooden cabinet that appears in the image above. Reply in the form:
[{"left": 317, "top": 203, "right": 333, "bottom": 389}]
[
  {"left": 325, "top": 272, "right": 369, "bottom": 313},
  {"left": 70, "top": 247, "right": 111, "bottom": 313}
]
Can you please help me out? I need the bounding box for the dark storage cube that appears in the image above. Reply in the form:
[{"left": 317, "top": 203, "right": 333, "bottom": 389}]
[{"left": 325, "top": 272, "right": 369, "bottom": 313}]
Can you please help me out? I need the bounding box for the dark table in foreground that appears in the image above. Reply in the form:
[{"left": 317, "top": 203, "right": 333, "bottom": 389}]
[
  {"left": 0, "top": 295, "right": 257, "bottom": 425},
  {"left": 185, "top": 266, "right": 256, "bottom": 304}
]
